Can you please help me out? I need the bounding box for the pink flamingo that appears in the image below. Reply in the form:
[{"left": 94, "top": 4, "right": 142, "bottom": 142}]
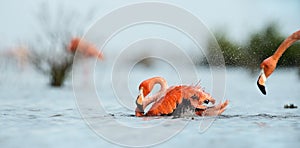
[
  {"left": 67, "top": 37, "right": 103, "bottom": 60},
  {"left": 1, "top": 45, "right": 29, "bottom": 70},
  {"left": 135, "top": 77, "right": 229, "bottom": 117},
  {"left": 258, "top": 30, "right": 300, "bottom": 94}
]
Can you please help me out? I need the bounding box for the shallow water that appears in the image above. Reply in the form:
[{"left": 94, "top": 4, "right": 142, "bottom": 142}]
[{"left": 0, "top": 65, "right": 300, "bottom": 148}]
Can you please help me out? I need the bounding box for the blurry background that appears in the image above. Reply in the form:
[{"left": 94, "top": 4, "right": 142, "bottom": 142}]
[
  {"left": 0, "top": 0, "right": 299, "bottom": 84},
  {"left": 1, "top": 0, "right": 300, "bottom": 45}
]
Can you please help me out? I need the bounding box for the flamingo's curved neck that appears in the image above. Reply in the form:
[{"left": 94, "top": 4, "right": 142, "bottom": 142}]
[
  {"left": 273, "top": 30, "right": 300, "bottom": 60},
  {"left": 143, "top": 77, "right": 168, "bottom": 108}
]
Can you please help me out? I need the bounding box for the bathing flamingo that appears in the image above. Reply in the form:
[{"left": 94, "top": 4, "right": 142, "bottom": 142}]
[
  {"left": 135, "top": 77, "right": 229, "bottom": 117},
  {"left": 67, "top": 37, "right": 104, "bottom": 60},
  {"left": 257, "top": 30, "right": 300, "bottom": 94}
]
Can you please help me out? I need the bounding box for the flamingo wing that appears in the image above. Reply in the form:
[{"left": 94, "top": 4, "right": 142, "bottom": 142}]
[
  {"left": 146, "top": 86, "right": 184, "bottom": 116},
  {"left": 146, "top": 85, "right": 201, "bottom": 116}
]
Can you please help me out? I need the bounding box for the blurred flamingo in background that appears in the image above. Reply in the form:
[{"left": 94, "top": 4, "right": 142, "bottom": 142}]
[
  {"left": 0, "top": 45, "right": 30, "bottom": 70},
  {"left": 11, "top": 45, "right": 29, "bottom": 69},
  {"left": 66, "top": 37, "right": 104, "bottom": 86},
  {"left": 67, "top": 37, "right": 104, "bottom": 60},
  {"left": 135, "top": 77, "right": 229, "bottom": 117}
]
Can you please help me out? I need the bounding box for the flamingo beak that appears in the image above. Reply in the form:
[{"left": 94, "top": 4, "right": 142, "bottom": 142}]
[
  {"left": 139, "top": 88, "right": 144, "bottom": 100},
  {"left": 257, "top": 69, "right": 267, "bottom": 95},
  {"left": 136, "top": 88, "right": 145, "bottom": 112}
]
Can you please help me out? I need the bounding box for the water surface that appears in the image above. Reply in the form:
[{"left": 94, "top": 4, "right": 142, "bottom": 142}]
[{"left": 0, "top": 66, "right": 299, "bottom": 148}]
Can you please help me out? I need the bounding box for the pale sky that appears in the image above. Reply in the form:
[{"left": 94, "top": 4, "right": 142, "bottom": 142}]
[{"left": 0, "top": 0, "right": 299, "bottom": 49}]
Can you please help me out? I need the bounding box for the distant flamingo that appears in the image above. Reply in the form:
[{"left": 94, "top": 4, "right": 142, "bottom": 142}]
[
  {"left": 67, "top": 37, "right": 104, "bottom": 60},
  {"left": 0, "top": 45, "right": 29, "bottom": 70},
  {"left": 257, "top": 30, "right": 300, "bottom": 94},
  {"left": 135, "top": 77, "right": 229, "bottom": 117}
]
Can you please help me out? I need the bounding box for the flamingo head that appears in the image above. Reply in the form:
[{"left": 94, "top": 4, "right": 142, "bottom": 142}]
[
  {"left": 68, "top": 38, "right": 80, "bottom": 53},
  {"left": 135, "top": 80, "right": 151, "bottom": 112},
  {"left": 136, "top": 82, "right": 150, "bottom": 105},
  {"left": 138, "top": 77, "right": 158, "bottom": 98},
  {"left": 136, "top": 77, "right": 158, "bottom": 109}
]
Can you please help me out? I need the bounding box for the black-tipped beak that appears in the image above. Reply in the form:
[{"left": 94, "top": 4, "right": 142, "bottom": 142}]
[
  {"left": 257, "top": 76, "right": 266, "bottom": 95},
  {"left": 136, "top": 95, "right": 144, "bottom": 113},
  {"left": 257, "top": 69, "right": 267, "bottom": 95}
]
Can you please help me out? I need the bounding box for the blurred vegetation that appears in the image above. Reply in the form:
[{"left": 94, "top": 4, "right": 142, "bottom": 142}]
[
  {"left": 29, "top": 50, "right": 73, "bottom": 87},
  {"left": 28, "top": 3, "right": 95, "bottom": 87},
  {"left": 49, "top": 58, "right": 73, "bottom": 87},
  {"left": 207, "top": 22, "right": 300, "bottom": 73},
  {"left": 209, "top": 32, "right": 247, "bottom": 67}
]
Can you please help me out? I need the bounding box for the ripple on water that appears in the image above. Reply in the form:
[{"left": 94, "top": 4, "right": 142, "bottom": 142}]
[{"left": 219, "top": 113, "right": 300, "bottom": 119}]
